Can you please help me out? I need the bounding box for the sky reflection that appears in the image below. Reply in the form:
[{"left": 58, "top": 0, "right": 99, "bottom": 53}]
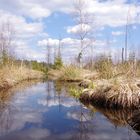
[{"left": 0, "top": 81, "right": 139, "bottom": 140}]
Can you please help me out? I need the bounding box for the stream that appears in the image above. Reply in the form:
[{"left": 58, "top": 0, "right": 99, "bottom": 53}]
[{"left": 0, "top": 80, "right": 140, "bottom": 140}]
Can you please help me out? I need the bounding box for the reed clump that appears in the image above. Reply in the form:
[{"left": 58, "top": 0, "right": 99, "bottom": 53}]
[{"left": 94, "top": 56, "right": 114, "bottom": 79}]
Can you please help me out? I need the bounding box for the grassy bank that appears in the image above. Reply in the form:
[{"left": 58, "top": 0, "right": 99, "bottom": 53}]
[
  {"left": 38, "top": 55, "right": 140, "bottom": 108},
  {"left": 0, "top": 65, "right": 44, "bottom": 90},
  {"left": 48, "top": 65, "right": 98, "bottom": 82},
  {"left": 79, "top": 78, "right": 140, "bottom": 109}
]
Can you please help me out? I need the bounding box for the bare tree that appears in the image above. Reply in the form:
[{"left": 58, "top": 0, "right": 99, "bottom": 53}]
[
  {"left": 124, "top": 2, "right": 138, "bottom": 61},
  {"left": 0, "top": 20, "right": 16, "bottom": 65},
  {"left": 122, "top": 47, "right": 124, "bottom": 63},
  {"left": 124, "top": 8, "right": 130, "bottom": 61},
  {"left": 72, "top": 0, "right": 94, "bottom": 67},
  {"left": 46, "top": 39, "right": 51, "bottom": 67}
]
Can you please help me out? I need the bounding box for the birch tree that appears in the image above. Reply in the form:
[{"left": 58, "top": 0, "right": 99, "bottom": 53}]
[{"left": 72, "top": 0, "right": 94, "bottom": 67}]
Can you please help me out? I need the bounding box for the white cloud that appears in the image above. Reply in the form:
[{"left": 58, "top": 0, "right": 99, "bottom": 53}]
[
  {"left": 62, "top": 38, "right": 79, "bottom": 46},
  {"left": 112, "top": 31, "right": 124, "bottom": 36},
  {"left": 0, "top": 10, "right": 44, "bottom": 39},
  {"left": 67, "top": 111, "right": 92, "bottom": 122},
  {"left": 0, "top": 9, "right": 46, "bottom": 61},
  {"left": 14, "top": 40, "right": 46, "bottom": 61},
  {"left": 38, "top": 37, "right": 81, "bottom": 48},
  {"left": 87, "top": 0, "right": 140, "bottom": 27},
  {"left": 38, "top": 38, "right": 59, "bottom": 47},
  {"left": 0, "top": 0, "right": 139, "bottom": 26},
  {"left": 0, "top": 0, "right": 139, "bottom": 61},
  {"left": 0, "top": 0, "right": 73, "bottom": 19},
  {"left": 67, "top": 24, "right": 91, "bottom": 34},
  {"left": 38, "top": 98, "right": 79, "bottom": 108},
  {"left": 0, "top": 0, "right": 51, "bottom": 19},
  {"left": 24, "top": 4, "right": 51, "bottom": 19}
]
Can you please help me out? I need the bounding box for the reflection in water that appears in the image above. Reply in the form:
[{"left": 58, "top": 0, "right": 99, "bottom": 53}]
[
  {"left": 82, "top": 102, "right": 140, "bottom": 138},
  {"left": 128, "top": 111, "right": 140, "bottom": 136},
  {"left": 0, "top": 81, "right": 139, "bottom": 140}
]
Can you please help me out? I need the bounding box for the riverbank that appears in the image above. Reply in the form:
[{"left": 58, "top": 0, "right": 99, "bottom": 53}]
[
  {"left": 79, "top": 78, "right": 140, "bottom": 109},
  {"left": 0, "top": 66, "right": 44, "bottom": 90},
  {"left": 48, "top": 65, "right": 98, "bottom": 82}
]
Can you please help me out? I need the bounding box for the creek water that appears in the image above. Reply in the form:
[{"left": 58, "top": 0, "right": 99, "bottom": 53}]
[{"left": 0, "top": 81, "right": 140, "bottom": 140}]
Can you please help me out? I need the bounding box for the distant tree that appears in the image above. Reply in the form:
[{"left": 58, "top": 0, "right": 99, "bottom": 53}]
[
  {"left": 45, "top": 39, "right": 52, "bottom": 69},
  {"left": 54, "top": 56, "right": 63, "bottom": 69},
  {"left": 122, "top": 47, "right": 124, "bottom": 63},
  {"left": 54, "top": 38, "right": 63, "bottom": 69}
]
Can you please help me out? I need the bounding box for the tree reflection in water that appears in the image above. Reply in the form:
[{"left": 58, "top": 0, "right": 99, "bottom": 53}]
[
  {"left": 54, "top": 81, "right": 94, "bottom": 140},
  {"left": 0, "top": 80, "right": 43, "bottom": 136},
  {"left": 82, "top": 102, "right": 140, "bottom": 137},
  {"left": 0, "top": 81, "right": 139, "bottom": 140},
  {"left": 0, "top": 91, "right": 17, "bottom": 135}
]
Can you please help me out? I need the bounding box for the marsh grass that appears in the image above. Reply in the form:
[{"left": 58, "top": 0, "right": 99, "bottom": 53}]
[
  {"left": 94, "top": 56, "right": 140, "bottom": 80},
  {"left": 0, "top": 65, "right": 44, "bottom": 90},
  {"left": 80, "top": 81, "right": 140, "bottom": 109},
  {"left": 94, "top": 56, "right": 114, "bottom": 79},
  {"left": 60, "top": 65, "right": 84, "bottom": 81},
  {"left": 48, "top": 65, "right": 92, "bottom": 81}
]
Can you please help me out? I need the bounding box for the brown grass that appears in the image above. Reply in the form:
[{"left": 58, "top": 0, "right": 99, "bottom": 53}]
[
  {"left": 80, "top": 80, "right": 140, "bottom": 109},
  {"left": 48, "top": 65, "right": 97, "bottom": 82},
  {"left": 0, "top": 65, "right": 44, "bottom": 90}
]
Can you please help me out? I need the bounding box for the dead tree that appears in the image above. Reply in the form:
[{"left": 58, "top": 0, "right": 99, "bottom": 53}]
[
  {"left": 122, "top": 48, "right": 124, "bottom": 63},
  {"left": 73, "top": 0, "right": 94, "bottom": 67},
  {"left": 46, "top": 39, "right": 51, "bottom": 68},
  {"left": 0, "top": 21, "right": 16, "bottom": 65}
]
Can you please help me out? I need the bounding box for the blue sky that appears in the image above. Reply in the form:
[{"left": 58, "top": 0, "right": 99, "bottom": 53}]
[{"left": 0, "top": 0, "right": 140, "bottom": 62}]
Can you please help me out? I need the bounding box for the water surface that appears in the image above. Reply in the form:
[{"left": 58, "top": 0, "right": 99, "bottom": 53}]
[{"left": 0, "top": 81, "right": 140, "bottom": 140}]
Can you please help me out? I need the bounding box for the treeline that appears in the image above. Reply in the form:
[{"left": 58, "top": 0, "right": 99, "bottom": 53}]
[
  {"left": 0, "top": 56, "right": 64, "bottom": 74},
  {"left": 0, "top": 20, "right": 63, "bottom": 74}
]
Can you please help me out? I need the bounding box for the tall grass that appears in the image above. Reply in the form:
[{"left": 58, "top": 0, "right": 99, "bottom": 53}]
[
  {"left": 59, "top": 65, "right": 84, "bottom": 81},
  {"left": 91, "top": 55, "right": 140, "bottom": 80},
  {"left": 94, "top": 56, "right": 114, "bottom": 79},
  {"left": 48, "top": 65, "right": 93, "bottom": 81},
  {"left": 0, "top": 65, "right": 44, "bottom": 89}
]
